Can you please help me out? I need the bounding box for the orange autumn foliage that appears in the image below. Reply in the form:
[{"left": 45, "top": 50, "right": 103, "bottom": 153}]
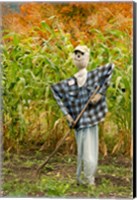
[{"left": 2, "top": 2, "right": 133, "bottom": 45}]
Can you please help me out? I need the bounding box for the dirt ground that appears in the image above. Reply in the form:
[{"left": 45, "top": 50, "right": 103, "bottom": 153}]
[{"left": 1, "top": 150, "right": 132, "bottom": 198}]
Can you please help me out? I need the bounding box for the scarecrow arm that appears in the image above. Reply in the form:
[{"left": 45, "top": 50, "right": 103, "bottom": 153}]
[
  {"left": 98, "top": 63, "right": 115, "bottom": 95},
  {"left": 51, "top": 84, "right": 69, "bottom": 116}
]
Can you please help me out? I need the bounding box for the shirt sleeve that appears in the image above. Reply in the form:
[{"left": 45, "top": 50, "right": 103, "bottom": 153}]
[
  {"left": 51, "top": 81, "right": 69, "bottom": 116},
  {"left": 98, "top": 63, "right": 115, "bottom": 95}
]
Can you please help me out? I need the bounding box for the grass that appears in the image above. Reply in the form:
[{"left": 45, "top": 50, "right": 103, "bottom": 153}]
[{"left": 1, "top": 151, "right": 132, "bottom": 198}]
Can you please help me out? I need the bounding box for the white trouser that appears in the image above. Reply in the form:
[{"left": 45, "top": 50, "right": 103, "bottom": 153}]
[{"left": 75, "top": 125, "right": 98, "bottom": 183}]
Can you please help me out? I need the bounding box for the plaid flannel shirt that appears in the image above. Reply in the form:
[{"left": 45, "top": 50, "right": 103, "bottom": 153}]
[{"left": 51, "top": 63, "right": 114, "bottom": 130}]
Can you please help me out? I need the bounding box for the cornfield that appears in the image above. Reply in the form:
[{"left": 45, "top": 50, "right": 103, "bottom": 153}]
[{"left": 2, "top": 2, "right": 132, "bottom": 156}]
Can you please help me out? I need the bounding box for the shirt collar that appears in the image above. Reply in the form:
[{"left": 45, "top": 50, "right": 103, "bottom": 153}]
[{"left": 74, "top": 68, "right": 87, "bottom": 79}]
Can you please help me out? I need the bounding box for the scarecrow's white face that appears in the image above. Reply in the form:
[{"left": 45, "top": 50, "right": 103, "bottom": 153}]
[{"left": 72, "top": 49, "right": 90, "bottom": 70}]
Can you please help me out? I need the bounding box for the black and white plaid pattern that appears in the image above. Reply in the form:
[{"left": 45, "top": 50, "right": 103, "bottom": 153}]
[{"left": 51, "top": 63, "right": 114, "bottom": 130}]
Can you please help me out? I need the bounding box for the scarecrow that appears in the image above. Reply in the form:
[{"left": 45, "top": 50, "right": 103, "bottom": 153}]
[{"left": 51, "top": 45, "right": 114, "bottom": 186}]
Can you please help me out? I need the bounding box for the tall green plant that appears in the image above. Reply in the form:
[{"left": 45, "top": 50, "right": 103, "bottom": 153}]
[
  {"left": 2, "top": 25, "right": 74, "bottom": 151},
  {"left": 88, "top": 29, "right": 132, "bottom": 156},
  {"left": 108, "top": 66, "right": 131, "bottom": 155},
  {"left": 2, "top": 24, "right": 132, "bottom": 155}
]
